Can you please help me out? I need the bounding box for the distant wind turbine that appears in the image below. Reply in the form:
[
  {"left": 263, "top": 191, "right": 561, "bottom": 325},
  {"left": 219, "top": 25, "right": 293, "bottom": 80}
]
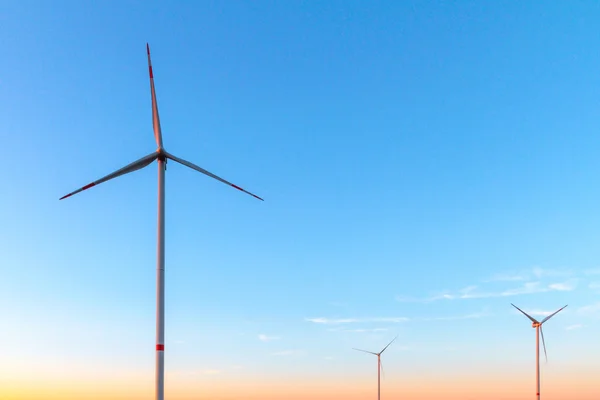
[
  {"left": 353, "top": 335, "right": 398, "bottom": 400},
  {"left": 60, "top": 44, "right": 263, "bottom": 400},
  {"left": 512, "top": 303, "right": 567, "bottom": 400}
]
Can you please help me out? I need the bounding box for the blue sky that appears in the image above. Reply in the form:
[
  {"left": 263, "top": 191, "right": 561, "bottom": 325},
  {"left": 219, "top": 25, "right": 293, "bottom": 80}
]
[{"left": 2, "top": 1, "right": 600, "bottom": 398}]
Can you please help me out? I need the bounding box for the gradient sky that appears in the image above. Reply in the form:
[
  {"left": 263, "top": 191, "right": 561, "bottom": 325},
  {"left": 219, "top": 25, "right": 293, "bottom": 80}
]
[{"left": 2, "top": 1, "right": 600, "bottom": 399}]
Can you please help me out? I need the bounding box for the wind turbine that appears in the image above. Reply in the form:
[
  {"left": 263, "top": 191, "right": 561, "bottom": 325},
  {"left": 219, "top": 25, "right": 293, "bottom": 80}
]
[
  {"left": 60, "top": 44, "right": 263, "bottom": 400},
  {"left": 511, "top": 303, "right": 567, "bottom": 400},
  {"left": 353, "top": 335, "right": 398, "bottom": 400}
]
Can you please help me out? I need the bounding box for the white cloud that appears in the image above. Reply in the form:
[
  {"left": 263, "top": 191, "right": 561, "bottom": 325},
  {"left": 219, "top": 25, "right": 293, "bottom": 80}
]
[
  {"left": 584, "top": 268, "right": 600, "bottom": 276},
  {"left": 305, "top": 318, "right": 359, "bottom": 324},
  {"left": 305, "top": 317, "right": 408, "bottom": 325},
  {"left": 531, "top": 267, "right": 545, "bottom": 278},
  {"left": 395, "top": 295, "right": 421, "bottom": 303},
  {"left": 418, "top": 280, "right": 577, "bottom": 303},
  {"left": 531, "top": 266, "right": 572, "bottom": 279},
  {"left": 501, "top": 281, "right": 547, "bottom": 296},
  {"left": 324, "top": 356, "right": 334, "bottom": 360},
  {"left": 485, "top": 273, "right": 527, "bottom": 282},
  {"left": 458, "top": 285, "right": 484, "bottom": 298},
  {"left": 548, "top": 279, "right": 578, "bottom": 291},
  {"left": 518, "top": 309, "right": 554, "bottom": 317},
  {"left": 566, "top": 324, "right": 583, "bottom": 331},
  {"left": 423, "top": 312, "right": 489, "bottom": 321},
  {"left": 258, "top": 334, "right": 280, "bottom": 342},
  {"left": 397, "top": 267, "right": 583, "bottom": 305},
  {"left": 578, "top": 302, "right": 600, "bottom": 316},
  {"left": 202, "top": 369, "right": 221, "bottom": 375},
  {"left": 372, "top": 317, "right": 410, "bottom": 323},
  {"left": 483, "top": 267, "right": 571, "bottom": 283},
  {"left": 330, "top": 328, "right": 389, "bottom": 333},
  {"left": 272, "top": 350, "right": 303, "bottom": 356},
  {"left": 589, "top": 282, "right": 600, "bottom": 290}
]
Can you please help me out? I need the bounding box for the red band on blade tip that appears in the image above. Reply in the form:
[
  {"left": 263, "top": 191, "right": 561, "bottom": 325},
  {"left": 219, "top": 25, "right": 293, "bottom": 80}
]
[
  {"left": 149, "top": 66, "right": 153, "bottom": 78},
  {"left": 82, "top": 183, "right": 96, "bottom": 191},
  {"left": 156, "top": 344, "right": 164, "bottom": 351}
]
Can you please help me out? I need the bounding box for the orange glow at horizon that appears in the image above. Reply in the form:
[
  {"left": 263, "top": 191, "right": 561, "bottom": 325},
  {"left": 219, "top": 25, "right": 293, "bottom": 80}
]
[{"left": 2, "top": 370, "right": 599, "bottom": 400}]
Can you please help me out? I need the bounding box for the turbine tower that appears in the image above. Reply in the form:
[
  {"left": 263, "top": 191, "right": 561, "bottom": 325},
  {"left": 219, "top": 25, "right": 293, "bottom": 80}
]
[
  {"left": 511, "top": 303, "right": 567, "bottom": 400},
  {"left": 60, "top": 44, "right": 263, "bottom": 400},
  {"left": 353, "top": 335, "right": 398, "bottom": 400}
]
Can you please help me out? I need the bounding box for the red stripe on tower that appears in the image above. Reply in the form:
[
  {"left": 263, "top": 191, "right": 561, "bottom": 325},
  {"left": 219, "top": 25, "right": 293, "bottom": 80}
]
[{"left": 156, "top": 344, "right": 164, "bottom": 351}]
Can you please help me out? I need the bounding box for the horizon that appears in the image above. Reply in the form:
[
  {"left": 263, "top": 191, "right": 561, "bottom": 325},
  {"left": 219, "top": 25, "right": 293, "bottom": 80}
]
[{"left": 2, "top": 1, "right": 600, "bottom": 399}]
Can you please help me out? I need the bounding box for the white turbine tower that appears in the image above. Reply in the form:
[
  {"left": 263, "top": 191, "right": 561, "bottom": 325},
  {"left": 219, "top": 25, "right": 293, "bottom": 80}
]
[
  {"left": 353, "top": 335, "right": 398, "bottom": 400},
  {"left": 512, "top": 303, "right": 567, "bottom": 400},
  {"left": 60, "top": 44, "right": 263, "bottom": 400}
]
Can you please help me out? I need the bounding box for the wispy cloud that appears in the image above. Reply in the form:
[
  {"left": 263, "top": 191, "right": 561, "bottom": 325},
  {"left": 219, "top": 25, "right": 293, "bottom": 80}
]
[
  {"left": 578, "top": 302, "right": 600, "bottom": 316},
  {"left": 272, "top": 350, "right": 303, "bottom": 356},
  {"left": 486, "top": 267, "right": 572, "bottom": 282},
  {"left": 395, "top": 295, "right": 428, "bottom": 303},
  {"left": 484, "top": 273, "right": 527, "bottom": 282},
  {"left": 305, "top": 317, "right": 359, "bottom": 324},
  {"left": 531, "top": 266, "right": 573, "bottom": 279},
  {"left": 422, "top": 311, "right": 489, "bottom": 321},
  {"left": 584, "top": 268, "right": 600, "bottom": 276},
  {"left": 372, "top": 317, "right": 410, "bottom": 323},
  {"left": 328, "top": 328, "right": 389, "bottom": 333},
  {"left": 202, "top": 369, "right": 222, "bottom": 375},
  {"left": 258, "top": 334, "right": 280, "bottom": 342},
  {"left": 313, "top": 313, "right": 488, "bottom": 329},
  {"left": 566, "top": 324, "right": 583, "bottom": 331},
  {"left": 399, "top": 279, "right": 577, "bottom": 304},
  {"left": 324, "top": 356, "right": 334, "bottom": 360},
  {"left": 589, "top": 282, "right": 600, "bottom": 290},
  {"left": 513, "top": 309, "right": 557, "bottom": 317},
  {"left": 548, "top": 279, "right": 578, "bottom": 291},
  {"left": 500, "top": 282, "right": 543, "bottom": 296},
  {"left": 305, "top": 317, "right": 409, "bottom": 325}
]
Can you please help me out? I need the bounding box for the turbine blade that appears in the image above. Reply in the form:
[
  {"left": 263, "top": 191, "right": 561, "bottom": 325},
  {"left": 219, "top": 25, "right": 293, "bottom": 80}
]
[
  {"left": 379, "top": 335, "right": 398, "bottom": 355},
  {"left": 541, "top": 305, "right": 568, "bottom": 324},
  {"left": 380, "top": 358, "right": 385, "bottom": 380},
  {"left": 352, "top": 348, "right": 378, "bottom": 356},
  {"left": 147, "top": 43, "right": 163, "bottom": 149},
  {"left": 59, "top": 152, "right": 158, "bottom": 200},
  {"left": 540, "top": 325, "right": 548, "bottom": 363},
  {"left": 165, "top": 152, "right": 264, "bottom": 201},
  {"left": 511, "top": 303, "right": 539, "bottom": 324}
]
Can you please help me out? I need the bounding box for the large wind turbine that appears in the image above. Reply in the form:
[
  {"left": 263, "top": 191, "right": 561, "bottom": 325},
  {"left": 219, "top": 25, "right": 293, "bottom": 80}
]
[
  {"left": 60, "top": 44, "right": 263, "bottom": 400},
  {"left": 353, "top": 335, "right": 398, "bottom": 400},
  {"left": 512, "top": 304, "right": 567, "bottom": 400}
]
